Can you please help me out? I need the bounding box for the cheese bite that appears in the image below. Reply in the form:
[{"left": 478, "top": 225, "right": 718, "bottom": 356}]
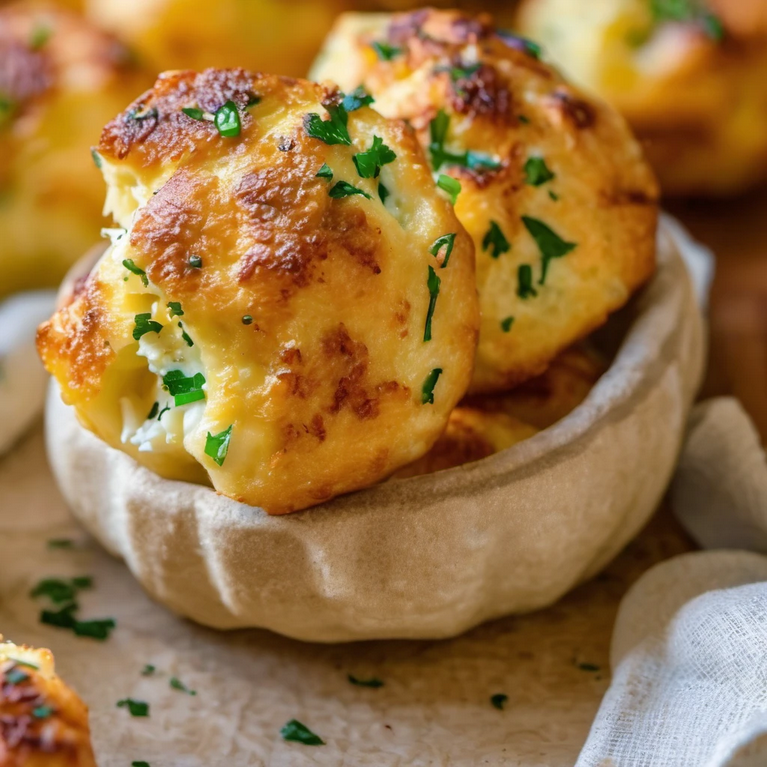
[
  {"left": 0, "top": 638, "right": 96, "bottom": 766},
  {"left": 38, "top": 69, "right": 479, "bottom": 514},
  {"left": 517, "top": 0, "right": 767, "bottom": 196},
  {"left": 0, "top": 2, "right": 148, "bottom": 298},
  {"left": 311, "top": 8, "right": 658, "bottom": 393}
]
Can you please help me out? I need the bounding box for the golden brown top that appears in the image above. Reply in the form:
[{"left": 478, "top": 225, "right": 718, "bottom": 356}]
[
  {"left": 311, "top": 8, "right": 658, "bottom": 393},
  {"left": 0, "top": 639, "right": 95, "bottom": 767},
  {"left": 39, "top": 69, "right": 479, "bottom": 514}
]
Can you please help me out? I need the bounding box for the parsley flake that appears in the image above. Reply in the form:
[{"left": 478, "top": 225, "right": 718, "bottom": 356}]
[
  {"left": 141, "top": 664, "right": 156, "bottom": 676},
  {"left": 147, "top": 402, "right": 159, "bottom": 420},
  {"left": 371, "top": 41, "right": 401, "bottom": 61},
  {"left": 178, "top": 322, "right": 194, "bottom": 347},
  {"left": 29, "top": 24, "right": 52, "bottom": 49},
  {"left": 482, "top": 221, "right": 510, "bottom": 259},
  {"left": 47, "top": 539, "right": 74, "bottom": 550},
  {"left": 181, "top": 107, "right": 206, "bottom": 121},
  {"left": 242, "top": 315, "right": 254, "bottom": 325},
  {"left": 437, "top": 174, "right": 461, "bottom": 205},
  {"left": 316, "top": 163, "right": 333, "bottom": 181},
  {"left": 133, "top": 313, "right": 163, "bottom": 341},
  {"left": 342, "top": 86, "right": 374, "bottom": 112},
  {"left": 498, "top": 31, "right": 542, "bottom": 59},
  {"left": 40, "top": 603, "right": 78, "bottom": 629},
  {"left": 31, "top": 577, "right": 90, "bottom": 604},
  {"left": 170, "top": 677, "right": 197, "bottom": 695},
  {"left": 578, "top": 662, "right": 601, "bottom": 672},
  {"left": 123, "top": 259, "right": 149, "bottom": 287},
  {"left": 91, "top": 149, "right": 102, "bottom": 169},
  {"left": 429, "top": 233, "right": 456, "bottom": 268},
  {"left": 491, "top": 693, "right": 508, "bottom": 710},
  {"left": 517, "top": 264, "right": 538, "bottom": 299},
  {"left": 424, "top": 265, "right": 441, "bottom": 342},
  {"left": 33, "top": 705, "right": 54, "bottom": 719},
  {"left": 205, "top": 425, "right": 233, "bottom": 467},
  {"left": 353, "top": 135, "right": 397, "bottom": 179},
  {"left": 524, "top": 156, "right": 555, "bottom": 186},
  {"left": 163, "top": 371, "right": 206, "bottom": 407},
  {"left": 521, "top": 216, "right": 576, "bottom": 284},
  {"left": 167, "top": 301, "right": 184, "bottom": 317},
  {"left": 329, "top": 180, "right": 372, "bottom": 200},
  {"left": 280, "top": 719, "right": 325, "bottom": 746},
  {"left": 132, "top": 762, "right": 151, "bottom": 767},
  {"left": 348, "top": 675, "right": 384, "bottom": 688},
  {"left": 429, "top": 110, "right": 499, "bottom": 171},
  {"left": 214, "top": 100, "right": 241, "bottom": 138},
  {"left": 117, "top": 699, "right": 149, "bottom": 717},
  {"left": 549, "top": 190, "right": 559, "bottom": 201},
  {"left": 651, "top": 0, "right": 725, "bottom": 40},
  {"left": 421, "top": 368, "right": 443, "bottom": 405},
  {"left": 0, "top": 96, "right": 15, "bottom": 129},
  {"left": 73, "top": 618, "right": 116, "bottom": 640},
  {"left": 378, "top": 181, "right": 390, "bottom": 204},
  {"left": 6, "top": 668, "right": 29, "bottom": 685},
  {"left": 304, "top": 104, "right": 351, "bottom": 146},
  {"left": 189, "top": 255, "right": 202, "bottom": 269},
  {"left": 501, "top": 316, "right": 515, "bottom": 333}
]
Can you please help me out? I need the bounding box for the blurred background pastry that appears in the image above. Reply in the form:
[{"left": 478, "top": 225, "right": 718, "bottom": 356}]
[
  {"left": 38, "top": 68, "right": 480, "bottom": 514},
  {"left": 0, "top": 2, "right": 148, "bottom": 299},
  {"left": 516, "top": 0, "right": 767, "bottom": 196},
  {"left": 0, "top": 637, "right": 96, "bottom": 766},
  {"left": 312, "top": 8, "right": 658, "bottom": 393}
]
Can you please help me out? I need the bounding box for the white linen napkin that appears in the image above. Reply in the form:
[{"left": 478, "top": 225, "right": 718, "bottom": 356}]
[
  {"left": 0, "top": 291, "right": 56, "bottom": 456},
  {"left": 577, "top": 398, "right": 767, "bottom": 766}
]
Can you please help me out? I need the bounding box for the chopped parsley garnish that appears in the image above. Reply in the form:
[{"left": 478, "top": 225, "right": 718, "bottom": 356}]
[
  {"left": 421, "top": 368, "right": 443, "bottom": 405},
  {"left": 353, "top": 135, "right": 397, "bottom": 179},
  {"left": 437, "top": 174, "right": 461, "bottom": 205},
  {"left": 133, "top": 313, "right": 163, "bottom": 341},
  {"left": 72, "top": 576, "right": 93, "bottom": 589},
  {"left": 424, "top": 265, "right": 441, "bottom": 342},
  {"left": 47, "top": 538, "right": 74, "bottom": 549},
  {"left": 40, "top": 603, "right": 78, "bottom": 629},
  {"left": 39, "top": 600, "right": 116, "bottom": 640},
  {"left": 141, "top": 664, "right": 156, "bottom": 676},
  {"left": 371, "top": 41, "right": 401, "bottom": 61},
  {"left": 316, "top": 163, "right": 333, "bottom": 181},
  {"left": 73, "top": 618, "right": 116, "bottom": 640},
  {"left": 158, "top": 405, "right": 171, "bottom": 420},
  {"left": 378, "top": 181, "right": 390, "bottom": 204},
  {"left": 167, "top": 301, "right": 184, "bottom": 317},
  {"left": 182, "top": 107, "right": 206, "bottom": 121},
  {"left": 428, "top": 110, "right": 499, "bottom": 172},
  {"left": 280, "top": 719, "right": 325, "bottom": 746},
  {"left": 127, "top": 106, "right": 158, "bottom": 122},
  {"left": 0, "top": 96, "right": 15, "bottom": 129},
  {"left": 578, "top": 662, "right": 601, "bottom": 672},
  {"left": 549, "top": 190, "right": 559, "bottom": 201},
  {"left": 429, "top": 233, "right": 456, "bottom": 268},
  {"left": 162, "top": 371, "right": 206, "bottom": 407},
  {"left": 304, "top": 104, "right": 351, "bottom": 146},
  {"left": 521, "top": 216, "right": 576, "bottom": 285},
  {"left": 6, "top": 668, "right": 29, "bottom": 685},
  {"left": 246, "top": 94, "right": 261, "bottom": 108},
  {"left": 524, "top": 157, "right": 555, "bottom": 187},
  {"left": 500, "top": 316, "right": 515, "bottom": 333},
  {"left": 29, "top": 24, "right": 52, "bottom": 49},
  {"left": 33, "top": 705, "right": 54, "bottom": 719},
  {"left": 447, "top": 62, "right": 481, "bottom": 82},
  {"left": 651, "top": 0, "right": 724, "bottom": 40},
  {"left": 348, "top": 675, "right": 384, "bottom": 688},
  {"left": 123, "top": 259, "right": 149, "bottom": 287},
  {"left": 518, "top": 114, "right": 530, "bottom": 125},
  {"left": 147, "top": 402, "right": 159, "bottom": 420},
  {"left": 170, "top": 677, "right": 197, "bottom": 695},
  {"left": 329, "top": 180, "right": 372, "bottom": 200},
  {"left": 517, "top": 264, "right": 538, "bottom": 299},
  {"left": 482, "top": 221, "right": 510, "bottom": 259},
  {"left": 91, "top": 149, "right": 102, "bottom": 169},
  {"left": 132, "top": 763, "right": 151, "bottom": 767},
  {"left": 498, "top": 31, "right": 542, "bottom": 59},
  {"left": 205, "top": 425, "right": 233, "bottom": 467},
  {"left": 117, "top": 699, "right": 150, "bottom": 717},
  {"left": 214, "top": 100, "right": 241, "bottom": 138},
  {"left": 31, "top": 577, "right": 91, "bottom": 604},
  {"left": 242, "top": 315, "right": 254, "bottom": 325},
  {"left": 342, "top": 86, "right": 374, "bottom": 112},
  {"left": 178, "top": 322, "right": 194, "bottom": 347},
  {"left": 189, "top": 255, "right": 203, "bottom": 269},
  {"left": 490, "top": 693, "right": 509, "bottom": 710}
]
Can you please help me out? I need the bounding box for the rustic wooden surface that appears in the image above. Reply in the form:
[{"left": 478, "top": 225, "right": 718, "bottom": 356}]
[{"left": 668, "top": 187, "right": 767, "bottom": 441}]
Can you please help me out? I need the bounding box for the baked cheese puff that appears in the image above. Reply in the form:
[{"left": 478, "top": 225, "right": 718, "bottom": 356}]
[
  {"left": 311, "top": 9, "right": 658, "bottom": 393},
  {"left": 517, "top": 0, "right": 767, "bottom": 196},
  {"left": 0, "top": 3, "right": 148, "bottom": 298},
  {"left": 0, "top": 638, "right": 96, "bottom": 767},
  {"left": 86, "top": 0, "right": 347, "bottom": 78},
  {"left": 38, "top": 69, "right": 479, "bottom": 514}
]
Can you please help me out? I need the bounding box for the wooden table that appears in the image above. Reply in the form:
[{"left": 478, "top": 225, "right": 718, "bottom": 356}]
[{"left": 668, "top": 187, "right": 767, "bottom": 440}]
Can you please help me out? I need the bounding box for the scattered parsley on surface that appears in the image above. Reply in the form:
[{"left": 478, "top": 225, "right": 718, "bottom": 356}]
[
  {"left": 521, "top": 216, "right": 576, "bottom": 285},
  {"left": 189, "top": 255, "right": 203, "bottom": 269},
  {"left": 517, "top": 264, "right": 538, "bottom": 299},
  {"left": 167, "top": 301, "right": 184, "bottom": 317},
  {"left": 342, "top": 86, "right": 374, "bottom": 112},
  {"left": 328, "top": 180, "right": 372, "bottom": 200},
  {"left": 141, "top": 664, "right": 156, "bottom": 676},
  {"left": 304, "top": 104, "right": 351, "bottom": 146},
  {"left": 353, "top": 135, "right": 396, "bottom": 179},
  {"left": 170, "top": 677, "right": 197, "bottom": 696},
  {"left": 280, "top": 719, "right": 325, "bottom": 746},
  {"left": 371, "top": 41, "right": 401, "bottom": 61},
  {"left": 316, "top": 163, "right": 333, "bottom": 181},
  {"left": 482, "top": 221, "right": 510, "bottom": 259},
  {"left": 5, "top": 668, "right": 29, "bottom": 685},
  {"left": 429, "top": 233, "right": 457, "bottom": 268},
  {"left": 348, "top": 675, "right": 384, "bottom": 688},
  {"left": 424, "top": 266, "right": 441, "bottom": 342},
  {"left": 47, "top": 539, "right": 75, "bottom": 550},
  {"left": 123, "top": 259, "right": 149, "bottom": 287},
  {"left": 421, "top": 368, "right": 443, "bottom": 405},
  {"left": 378, "top": 181, "right": 390, "bottom": 204},
  {"left": 181, "top": 106, "right": 206, "bottom": 121},
  {"left": 214, "top": 100, "right": 241, "bottom": 138},
  {"left": 501, "top": 316, "right": 514, "bottom": 333},
  {"left": 524, "top": 157, "right": 555, "bottom": 187},
  {"left": 205, "top": 425, "right": 233, "bottom": 467},
  {"left": 163, "top": 371, "right": 206, "bottom": 407},
  {"left": 117, "top": 699, "right": 150, "bottom": 717},
  {"left": 491, "top": 693, "right": 509, "bottom": 710},
  {"left": 437, "top": 174, "right": 461, "bottom": 205},
  {"left": 32, "top": 705, "right": 54, "bottom": 719},
  {"left": 133, "top": 313, "right": 163, "bottom": 341},
  {"left": 578, "top": 662, "right": 601, "bottom": 672}
]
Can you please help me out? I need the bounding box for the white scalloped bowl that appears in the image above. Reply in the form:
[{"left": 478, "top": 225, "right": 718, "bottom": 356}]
[{"left": 45, "top": 218, "right": 706, "bottom": 642}]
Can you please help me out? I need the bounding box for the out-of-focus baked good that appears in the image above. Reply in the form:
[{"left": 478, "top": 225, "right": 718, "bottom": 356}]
[
  {"left": 0, "top": 637, "right": 96, "bottom": 766},
  {"left": 37, "top": 68, "right": 479, "bottom": 515},
  {"left": 0, "top": 3, "right": 147, "bottom": 299},
  {"left": 517, "top": 0, "right": 767, "bottom": 196},
  {"left": 311, "top": 8, "right": 658, "bottom": 393},
  {"left": 86, "top": 0, "right": 347, "bottom": 78}
]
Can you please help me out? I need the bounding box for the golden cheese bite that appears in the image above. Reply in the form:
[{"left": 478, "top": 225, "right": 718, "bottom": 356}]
[
  {"left": 0, "top": 2, "right": 148, "bottom": 299},
  {"left": 38, "top": 68, "right": 479, "bottom": 515},
  {"left": 517, "top": 0, "right": 767, "bottom": 196},
  {"left": 0, "top": 638, "right": 96, "bottom": 766},
  {"left": 311, "top": 8, "right": 658, "bottom": 393}
]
